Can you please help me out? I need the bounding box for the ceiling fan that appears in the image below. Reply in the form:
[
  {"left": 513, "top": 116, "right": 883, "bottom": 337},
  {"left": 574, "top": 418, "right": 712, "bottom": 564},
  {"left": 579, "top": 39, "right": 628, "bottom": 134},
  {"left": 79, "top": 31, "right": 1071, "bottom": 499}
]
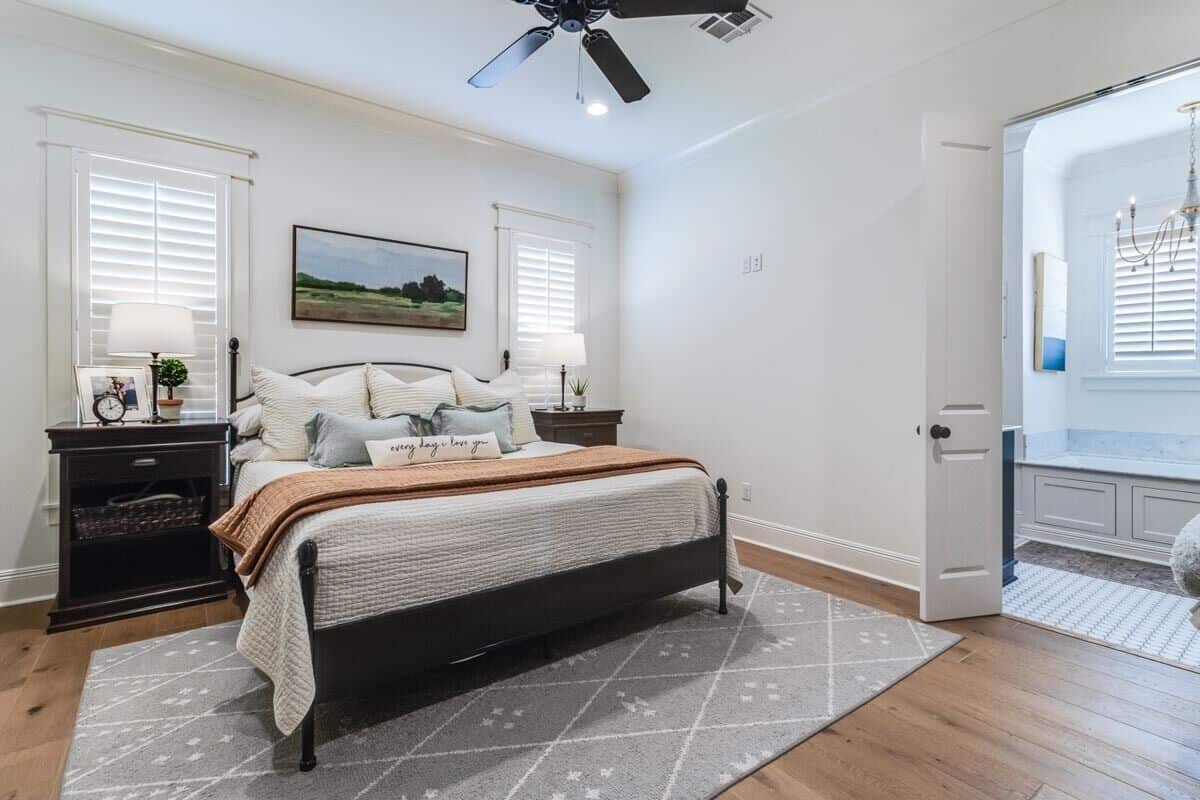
[{"left": 469, "top": 0, "right": 750, "bottom": 103}]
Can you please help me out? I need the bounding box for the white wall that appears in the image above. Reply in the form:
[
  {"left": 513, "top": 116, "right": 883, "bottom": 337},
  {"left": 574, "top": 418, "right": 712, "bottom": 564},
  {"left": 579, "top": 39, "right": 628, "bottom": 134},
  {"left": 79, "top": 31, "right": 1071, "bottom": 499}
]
[
  {"left": 1020, "top": 133, "right": 1069, "bottom": 435},
  {"left": 1063, "top": 129, "right": 1200, "bottom": 434},
  {"left": 618, "top": 0, "right": 1200, "bottom": 587},
  {"left": 0, "top": 1, "right": 619, "bottom": 604}
]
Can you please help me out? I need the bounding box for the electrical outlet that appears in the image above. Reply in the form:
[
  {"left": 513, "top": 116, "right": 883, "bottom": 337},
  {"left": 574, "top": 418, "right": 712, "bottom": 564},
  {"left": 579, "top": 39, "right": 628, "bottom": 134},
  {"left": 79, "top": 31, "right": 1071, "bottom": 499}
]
[
  {"left": 751, "top": 254, "right": 763, "bottom": 272},
  {"left": 741, "top": 482, "right": 752, "bottom": 501}
]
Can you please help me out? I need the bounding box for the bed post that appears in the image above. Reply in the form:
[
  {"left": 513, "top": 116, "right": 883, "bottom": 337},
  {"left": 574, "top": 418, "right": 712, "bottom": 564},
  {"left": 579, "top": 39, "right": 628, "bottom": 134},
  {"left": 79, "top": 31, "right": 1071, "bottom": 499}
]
[
  {"left": 298, "top": 540, "right": 318, "bottom": 772},
  {"left": 228, "top": 337, "right": 240, "bottom": 414},
  {"left": 716, "top": 478, "right": 728, "bottom": 615}
]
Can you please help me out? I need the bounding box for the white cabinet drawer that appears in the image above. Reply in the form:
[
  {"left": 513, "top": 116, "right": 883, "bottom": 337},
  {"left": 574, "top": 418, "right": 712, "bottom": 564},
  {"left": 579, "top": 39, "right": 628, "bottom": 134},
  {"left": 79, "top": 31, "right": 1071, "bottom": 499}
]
[
  {"left": 1132, "top": 485, "right": 1200, "bottom": 546},
  {"left": 1034, "top": 474, "right": 1117, "bottom": 536}
]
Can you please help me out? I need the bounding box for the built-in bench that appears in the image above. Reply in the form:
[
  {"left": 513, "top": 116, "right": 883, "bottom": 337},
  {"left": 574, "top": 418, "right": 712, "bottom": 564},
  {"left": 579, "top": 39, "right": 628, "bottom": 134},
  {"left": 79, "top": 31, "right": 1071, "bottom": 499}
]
[{"left": 1016, "top": 429, "right": 1200, "bottom": 564}]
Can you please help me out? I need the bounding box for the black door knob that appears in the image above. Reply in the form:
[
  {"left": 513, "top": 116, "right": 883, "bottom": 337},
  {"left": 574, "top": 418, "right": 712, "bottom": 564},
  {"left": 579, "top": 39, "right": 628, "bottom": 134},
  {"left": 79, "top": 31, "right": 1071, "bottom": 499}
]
[{"left": 930, "top": 424, "right": 952, "bottom": 440}]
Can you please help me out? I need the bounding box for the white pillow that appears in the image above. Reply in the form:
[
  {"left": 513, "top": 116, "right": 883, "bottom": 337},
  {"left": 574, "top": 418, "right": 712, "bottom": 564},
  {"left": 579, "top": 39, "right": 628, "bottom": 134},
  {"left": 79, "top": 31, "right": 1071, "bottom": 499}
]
[
  {"left": 451, "top": 367, "right": 539, "bottom": 445},
  {"left": 366, "top": 433, "right": 502, "bottom": 467},
  {"left": 228, "top": 403, "right": 262, "bottom": 439},
  {"left": 366, "top": 365, "right": 456, "bottom": 419},
  {"left": 252, "top": 365, "right": 369, "bottom": 461}
]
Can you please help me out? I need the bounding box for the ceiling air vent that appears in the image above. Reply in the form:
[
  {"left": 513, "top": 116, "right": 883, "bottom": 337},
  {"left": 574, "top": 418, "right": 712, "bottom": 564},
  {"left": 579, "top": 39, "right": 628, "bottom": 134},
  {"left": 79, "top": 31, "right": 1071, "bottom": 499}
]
[{"left": 694, "top": 3, "right": 771, "bottom": 44}]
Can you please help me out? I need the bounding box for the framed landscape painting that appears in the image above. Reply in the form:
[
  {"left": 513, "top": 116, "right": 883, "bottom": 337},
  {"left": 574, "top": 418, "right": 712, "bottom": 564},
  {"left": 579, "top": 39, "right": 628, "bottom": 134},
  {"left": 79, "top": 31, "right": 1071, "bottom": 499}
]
[{"left": 292, "top": 226, "right": 468, "bottom": 331}]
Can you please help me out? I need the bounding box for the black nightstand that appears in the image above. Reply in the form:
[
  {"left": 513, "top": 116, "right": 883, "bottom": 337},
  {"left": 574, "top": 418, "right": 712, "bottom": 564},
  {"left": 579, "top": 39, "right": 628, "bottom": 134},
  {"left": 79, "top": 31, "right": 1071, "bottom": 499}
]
[
  {"left": 45, "top": 420, "right": 230, "bottom": 632},
  {"left": 532, "top": 408, "right": 624, "bottom": 447}
]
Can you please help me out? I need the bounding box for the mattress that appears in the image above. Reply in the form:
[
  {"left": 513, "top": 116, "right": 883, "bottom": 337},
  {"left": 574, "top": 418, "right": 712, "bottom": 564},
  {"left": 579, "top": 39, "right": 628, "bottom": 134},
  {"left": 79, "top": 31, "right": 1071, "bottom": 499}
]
[{"left": 232, "top": 441, "right": 742, "bottom": 734}]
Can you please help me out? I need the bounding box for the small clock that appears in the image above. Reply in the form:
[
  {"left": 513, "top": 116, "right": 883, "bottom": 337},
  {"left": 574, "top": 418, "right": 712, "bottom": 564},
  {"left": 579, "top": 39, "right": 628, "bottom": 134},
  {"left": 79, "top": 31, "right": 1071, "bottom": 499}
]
[{"left": 93, "top": 392, "right": 127, "bottom": 425}]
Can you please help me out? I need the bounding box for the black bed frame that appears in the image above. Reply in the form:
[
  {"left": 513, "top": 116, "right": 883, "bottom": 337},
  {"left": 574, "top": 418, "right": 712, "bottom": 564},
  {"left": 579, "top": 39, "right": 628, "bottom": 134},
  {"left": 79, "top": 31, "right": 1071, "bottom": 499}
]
[{"left": 226, "top": 338, "right": 729, "bottom": 771}]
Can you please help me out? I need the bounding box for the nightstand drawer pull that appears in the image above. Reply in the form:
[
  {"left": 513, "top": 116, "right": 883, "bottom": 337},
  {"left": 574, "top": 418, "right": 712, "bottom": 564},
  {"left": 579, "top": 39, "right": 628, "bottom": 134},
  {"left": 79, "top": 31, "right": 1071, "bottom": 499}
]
[{"left": 131, "top": 457, "right": 159, "bottom": 468}]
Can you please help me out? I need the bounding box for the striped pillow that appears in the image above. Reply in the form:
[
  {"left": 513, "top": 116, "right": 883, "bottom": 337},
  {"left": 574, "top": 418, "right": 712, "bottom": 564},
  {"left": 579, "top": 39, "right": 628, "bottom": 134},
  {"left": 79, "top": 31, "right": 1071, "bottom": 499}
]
[
  {"left": 366, "top": 365, "right": 456, "bottom": 419},
  {"left": 451, "top": 367, "right": 540, "bottom": 445},
  {"left": 252, "top": 365, "right": 369, "bottom": 461}
]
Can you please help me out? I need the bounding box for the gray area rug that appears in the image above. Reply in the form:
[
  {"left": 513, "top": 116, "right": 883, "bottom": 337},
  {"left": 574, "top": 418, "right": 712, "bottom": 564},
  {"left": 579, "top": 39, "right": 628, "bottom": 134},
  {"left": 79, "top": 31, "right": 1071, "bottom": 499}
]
[{"left": 63, "top": 567, "right": 959, "bottom": 800}]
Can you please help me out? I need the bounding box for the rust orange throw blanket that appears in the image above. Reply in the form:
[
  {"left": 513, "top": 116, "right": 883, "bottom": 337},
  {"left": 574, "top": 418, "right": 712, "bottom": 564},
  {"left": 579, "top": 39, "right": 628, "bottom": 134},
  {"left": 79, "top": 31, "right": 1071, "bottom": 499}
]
[{"left": 212, "top": 446, "right": 706, "bottom": 586}]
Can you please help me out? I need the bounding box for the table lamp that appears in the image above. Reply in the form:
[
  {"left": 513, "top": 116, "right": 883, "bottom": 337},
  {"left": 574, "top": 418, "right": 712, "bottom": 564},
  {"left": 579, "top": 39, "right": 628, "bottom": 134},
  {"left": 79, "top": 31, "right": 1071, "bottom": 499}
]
[
  {"left": 107, "top": 302, "right": 197, "bottom": 424},
  {"left": 539, "top": 332, "right": 587, "bottom": 411}
]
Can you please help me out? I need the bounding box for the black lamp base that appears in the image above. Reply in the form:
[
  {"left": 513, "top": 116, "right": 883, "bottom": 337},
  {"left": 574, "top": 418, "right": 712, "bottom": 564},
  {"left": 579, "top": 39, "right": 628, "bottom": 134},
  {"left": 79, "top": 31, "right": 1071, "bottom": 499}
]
[{"left": 141, "top": 353, "right": 168, "bottom": 424}]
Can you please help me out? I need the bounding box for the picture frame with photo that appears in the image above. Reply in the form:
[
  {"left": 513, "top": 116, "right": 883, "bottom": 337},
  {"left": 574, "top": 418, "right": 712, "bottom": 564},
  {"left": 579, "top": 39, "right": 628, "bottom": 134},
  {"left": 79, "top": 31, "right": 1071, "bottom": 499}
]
[{"left": 74, "top": 365, "right": 153, "bottom": 424}]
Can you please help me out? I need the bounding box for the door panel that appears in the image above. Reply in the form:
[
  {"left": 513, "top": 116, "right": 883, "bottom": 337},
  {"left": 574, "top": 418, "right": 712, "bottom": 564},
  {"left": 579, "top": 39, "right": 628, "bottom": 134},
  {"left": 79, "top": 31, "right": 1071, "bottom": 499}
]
[
  {"left": 1034, "top": 475, "right": 1117, "bottom": 536},
  {"left": 1132, "top": 485, "right": 1200, "bottom": 545},
  {"left": 922, "top": 115, "right": 1004, "bottom": 622}
]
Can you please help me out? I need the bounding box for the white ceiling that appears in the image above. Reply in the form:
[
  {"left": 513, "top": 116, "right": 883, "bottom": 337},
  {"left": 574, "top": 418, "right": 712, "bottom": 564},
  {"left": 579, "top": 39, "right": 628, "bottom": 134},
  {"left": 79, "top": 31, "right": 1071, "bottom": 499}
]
[
  {"left": 1031, "top": 69, "right": 1200, "bottom": 172},
  {"left": 30, "top": 0, "right": 1061, "bottom": 172}
]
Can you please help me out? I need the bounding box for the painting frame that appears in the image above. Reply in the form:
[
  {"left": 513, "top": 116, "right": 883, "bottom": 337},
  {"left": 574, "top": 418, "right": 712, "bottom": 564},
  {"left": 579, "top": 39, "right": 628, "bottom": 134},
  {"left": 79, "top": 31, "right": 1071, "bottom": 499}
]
[
  {"left": 291, "top": 225, "right": 469, "bottom": 332},
  {"left": 74, "top": 365, "right": 153, "bottom": 424},
  {"left": 1034, "top": 252, "right": 1068, "bottom": 372}
]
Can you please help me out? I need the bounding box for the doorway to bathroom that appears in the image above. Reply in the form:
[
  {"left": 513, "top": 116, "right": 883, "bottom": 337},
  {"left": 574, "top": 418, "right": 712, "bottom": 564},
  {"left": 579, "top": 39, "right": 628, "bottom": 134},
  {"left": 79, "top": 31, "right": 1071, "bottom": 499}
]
[{"left": 1000, "top": 62, "right": 1200, "bottom": 669}]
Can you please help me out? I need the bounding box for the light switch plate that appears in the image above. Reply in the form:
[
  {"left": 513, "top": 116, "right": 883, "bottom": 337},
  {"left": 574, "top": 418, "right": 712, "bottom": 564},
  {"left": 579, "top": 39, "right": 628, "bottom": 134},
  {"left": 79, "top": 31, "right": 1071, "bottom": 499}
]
[
  {"left": 742, "top": 256, "right": 752, "bottom": 274},
  {"left": 741, "top": 482, "right": 752, "bottom": 501}
]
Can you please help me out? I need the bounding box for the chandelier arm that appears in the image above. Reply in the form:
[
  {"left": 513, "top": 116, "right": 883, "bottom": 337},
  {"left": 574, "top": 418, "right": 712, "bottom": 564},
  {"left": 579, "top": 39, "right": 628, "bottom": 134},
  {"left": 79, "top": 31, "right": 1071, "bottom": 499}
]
[
  {"left": 1166, "top": 215, "right": 1185, "bottom": 271},
  {"left": 1116, "top": 221, "right": 1151, "bottom": 265}
]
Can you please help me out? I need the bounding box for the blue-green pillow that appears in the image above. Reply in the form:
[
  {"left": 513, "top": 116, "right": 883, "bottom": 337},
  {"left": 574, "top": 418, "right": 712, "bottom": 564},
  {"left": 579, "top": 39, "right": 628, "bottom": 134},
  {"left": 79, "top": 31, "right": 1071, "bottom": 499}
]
[
  {"left": 305, "top": 411, "right": 423, "bottom": 468},
  {"left": 428, "top": 402, "right": 518, "bottom": 454}
]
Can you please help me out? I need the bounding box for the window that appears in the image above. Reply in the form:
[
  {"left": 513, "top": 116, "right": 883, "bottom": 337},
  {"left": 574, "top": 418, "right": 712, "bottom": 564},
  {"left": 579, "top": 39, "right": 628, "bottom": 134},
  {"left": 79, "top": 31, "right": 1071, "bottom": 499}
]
[
  {"left": 1110, "top": 229, "right": 1198, "bottom": 368},
  {"left": 511, "top": 232, "right": 579, "bottom": 406},
  {"left": 76, "top": 154, "right": 228, "bottom": 416}
]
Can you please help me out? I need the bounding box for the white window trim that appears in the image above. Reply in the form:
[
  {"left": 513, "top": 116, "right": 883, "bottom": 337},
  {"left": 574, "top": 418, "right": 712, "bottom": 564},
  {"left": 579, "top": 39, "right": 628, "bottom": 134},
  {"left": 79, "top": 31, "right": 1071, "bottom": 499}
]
[
  {"left": 1085, "top": 200, "right": 1200, "bottom": 388},
  {"left": 43, "top": 108, "right": 252, "bottom": 512},
  {"left": 495, "top": 204, "right": 592, "bottom": 399}
]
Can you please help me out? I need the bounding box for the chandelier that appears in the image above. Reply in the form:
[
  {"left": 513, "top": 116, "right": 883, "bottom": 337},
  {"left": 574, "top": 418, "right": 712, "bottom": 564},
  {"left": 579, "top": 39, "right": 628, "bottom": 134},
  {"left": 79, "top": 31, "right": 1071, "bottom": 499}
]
[{"left": 1114, "top": 100, "right": 1199, "bottom": 272}]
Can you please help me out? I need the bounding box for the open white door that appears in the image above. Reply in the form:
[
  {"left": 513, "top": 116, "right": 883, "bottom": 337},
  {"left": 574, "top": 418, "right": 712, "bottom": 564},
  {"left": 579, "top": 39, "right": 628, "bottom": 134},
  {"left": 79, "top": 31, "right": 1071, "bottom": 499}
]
[{"left": 921, "top": 114, "right": 1004, "bottom": 622}]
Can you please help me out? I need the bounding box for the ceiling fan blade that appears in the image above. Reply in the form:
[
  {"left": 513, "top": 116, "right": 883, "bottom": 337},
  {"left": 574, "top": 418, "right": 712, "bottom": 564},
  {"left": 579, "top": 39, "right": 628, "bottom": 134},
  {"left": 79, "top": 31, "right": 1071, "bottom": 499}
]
[
  {"left": 583, "top": 29, "right": 650, "bottom": 103},
  {"left": 608, "top": 0, "right": 748, "bottom": 18},
  {"left": 468, "top": 27, "right": 555, "bottom": 89}
]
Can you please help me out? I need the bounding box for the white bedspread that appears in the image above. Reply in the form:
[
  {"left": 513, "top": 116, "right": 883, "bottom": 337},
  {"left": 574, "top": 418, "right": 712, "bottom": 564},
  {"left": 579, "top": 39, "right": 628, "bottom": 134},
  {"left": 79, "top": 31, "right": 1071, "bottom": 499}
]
[{"left": 232, "top": 442, "right": 742, "bottom": 734}]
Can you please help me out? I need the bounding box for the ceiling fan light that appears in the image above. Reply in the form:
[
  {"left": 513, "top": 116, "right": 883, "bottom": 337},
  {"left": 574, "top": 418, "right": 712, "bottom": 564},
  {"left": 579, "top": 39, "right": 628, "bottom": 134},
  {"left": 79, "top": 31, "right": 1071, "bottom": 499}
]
[{"left": 586, "top": 101, "right": 609, "bottom": 117}]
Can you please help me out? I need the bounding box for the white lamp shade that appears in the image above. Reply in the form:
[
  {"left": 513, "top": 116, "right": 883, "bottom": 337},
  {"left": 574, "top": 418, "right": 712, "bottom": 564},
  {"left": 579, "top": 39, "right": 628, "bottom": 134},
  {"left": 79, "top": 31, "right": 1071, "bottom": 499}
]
[
  {"left": 538, "top": 332, "right": 587, "bottom": 367},
  {"left": 107, "top": 303, "right": 197, "bottom": 357}
]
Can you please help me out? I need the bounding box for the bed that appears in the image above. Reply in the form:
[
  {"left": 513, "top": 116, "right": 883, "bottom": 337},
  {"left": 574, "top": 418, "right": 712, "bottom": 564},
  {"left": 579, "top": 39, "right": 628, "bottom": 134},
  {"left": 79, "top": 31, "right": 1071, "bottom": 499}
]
[{"left": 222, "top": 338, "right": 740, "bottom": 771}]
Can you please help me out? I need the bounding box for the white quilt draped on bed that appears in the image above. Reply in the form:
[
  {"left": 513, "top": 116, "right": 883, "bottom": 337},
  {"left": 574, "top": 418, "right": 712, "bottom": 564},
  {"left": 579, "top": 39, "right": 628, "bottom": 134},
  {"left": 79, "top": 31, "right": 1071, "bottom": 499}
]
[{"left": 232, "top": 441, "right": 742, "bottom": 734}]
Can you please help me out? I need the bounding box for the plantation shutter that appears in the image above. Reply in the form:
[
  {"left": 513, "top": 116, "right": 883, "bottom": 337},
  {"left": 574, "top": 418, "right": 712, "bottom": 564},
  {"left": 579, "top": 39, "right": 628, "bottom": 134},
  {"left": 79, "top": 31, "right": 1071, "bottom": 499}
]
[
  {"left": 78, "top": 155, "right": 227, "bottom": 416},
  {"left": 512, "top": 232, "right": 578, "bottom": 406},
  {"left": 1111, "top": 231, "right": 1198, "bottom": 363}
]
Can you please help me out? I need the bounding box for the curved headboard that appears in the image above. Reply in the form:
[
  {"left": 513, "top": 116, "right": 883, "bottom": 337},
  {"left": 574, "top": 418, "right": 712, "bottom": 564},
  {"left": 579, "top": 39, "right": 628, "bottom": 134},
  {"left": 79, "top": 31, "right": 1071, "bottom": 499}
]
[{"left": 228, "top": 337, "right": 510, "bottom": 411}]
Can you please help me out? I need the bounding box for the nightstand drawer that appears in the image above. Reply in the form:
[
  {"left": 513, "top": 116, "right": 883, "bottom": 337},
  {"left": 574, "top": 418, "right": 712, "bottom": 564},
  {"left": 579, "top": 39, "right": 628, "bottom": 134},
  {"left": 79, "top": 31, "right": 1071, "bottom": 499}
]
[
  {"left": 69, "top": 447, "right": 217, "bottom": 484},
  {"left": 552, "top": 426, "right": 618, "bottom": 447}
]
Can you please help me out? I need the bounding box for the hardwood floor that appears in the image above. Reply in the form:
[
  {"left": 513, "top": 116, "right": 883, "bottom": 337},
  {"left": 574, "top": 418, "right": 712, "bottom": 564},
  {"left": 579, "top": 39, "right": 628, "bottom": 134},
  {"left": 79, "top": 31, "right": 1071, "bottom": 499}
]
[{"left": 1, "top": 541, "right": 1197, "bottom": 799}]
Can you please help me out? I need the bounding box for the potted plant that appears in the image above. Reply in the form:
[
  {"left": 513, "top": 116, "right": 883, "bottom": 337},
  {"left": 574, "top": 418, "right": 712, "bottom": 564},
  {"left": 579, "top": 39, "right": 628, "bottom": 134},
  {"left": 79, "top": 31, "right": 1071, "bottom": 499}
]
[
  {"left": 157, "top": 358, "right": 188, "bottom": 421},
  {"left": 568, "top": 375, "right": 590, "bottom": 410}
]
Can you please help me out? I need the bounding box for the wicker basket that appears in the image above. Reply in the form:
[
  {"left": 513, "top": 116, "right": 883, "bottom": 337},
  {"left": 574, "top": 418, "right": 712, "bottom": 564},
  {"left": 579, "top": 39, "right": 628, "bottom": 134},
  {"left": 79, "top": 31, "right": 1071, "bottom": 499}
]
[{"left": 73, "top": 495, "right": 206, "bottom": 540}]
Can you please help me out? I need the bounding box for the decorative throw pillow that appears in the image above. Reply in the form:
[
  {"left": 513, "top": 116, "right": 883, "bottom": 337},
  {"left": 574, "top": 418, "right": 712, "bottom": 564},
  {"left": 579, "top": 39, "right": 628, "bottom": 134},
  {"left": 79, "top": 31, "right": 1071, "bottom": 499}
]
[
  {"left": 305, "top": 410, "right": 424, "bottom": 468},
  {"left": 230, "top": 437, "right": 265, "bottom": 466},
  {"left": 251, "top": 365, "right": 369, "bottom": 461},
  {"left": 366, "top": 365, "right": 456, "bottom": 419},
  {"left": 365, "top": 433, "right": 503, "bottom": 467},
  {"left": 229, "top": 403, "right": 262, "bottom": 439},
  {"left": 429, "top": 402, "right": 518, "bottom": 454},
  {"left": 450, "top": 367, "right": 539, "bottom": 445}
]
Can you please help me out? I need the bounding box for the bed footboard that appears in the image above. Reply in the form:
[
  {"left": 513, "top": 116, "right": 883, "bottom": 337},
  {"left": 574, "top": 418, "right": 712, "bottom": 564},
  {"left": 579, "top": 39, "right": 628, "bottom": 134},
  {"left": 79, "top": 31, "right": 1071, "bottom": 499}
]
[{"left": 294, "top": 477, "right": 730, "bottom": 771}]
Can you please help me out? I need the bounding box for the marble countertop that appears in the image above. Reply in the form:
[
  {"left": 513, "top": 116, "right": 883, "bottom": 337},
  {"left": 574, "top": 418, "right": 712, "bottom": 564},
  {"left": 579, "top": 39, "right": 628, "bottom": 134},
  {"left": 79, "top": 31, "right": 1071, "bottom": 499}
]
[{"left": 1017, "top": 452, "right": 1200, "bottom": 482}]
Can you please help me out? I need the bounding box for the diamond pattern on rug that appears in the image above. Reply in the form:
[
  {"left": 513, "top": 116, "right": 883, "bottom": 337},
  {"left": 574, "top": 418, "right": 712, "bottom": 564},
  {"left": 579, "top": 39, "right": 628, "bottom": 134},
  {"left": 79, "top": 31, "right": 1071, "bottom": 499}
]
[
  {"left": 62, "top": 568, "right": 959, "bottom": 800},
  {"left": 1004, "top": 562, "right": 1200, "bottom": 667}
]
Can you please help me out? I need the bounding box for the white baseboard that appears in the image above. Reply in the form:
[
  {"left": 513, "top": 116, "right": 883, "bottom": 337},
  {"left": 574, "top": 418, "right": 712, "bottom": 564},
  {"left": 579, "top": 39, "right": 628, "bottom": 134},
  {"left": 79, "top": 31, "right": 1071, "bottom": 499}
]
[
  {"left": 1017, "top": 523, "right": 1171, "bottom": 566},
  {"left": 0, "top": 563, "right": 58, "bottom": 608},
  {"left": 731, "top": 513, "right": 920, "bottom": 591}
]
